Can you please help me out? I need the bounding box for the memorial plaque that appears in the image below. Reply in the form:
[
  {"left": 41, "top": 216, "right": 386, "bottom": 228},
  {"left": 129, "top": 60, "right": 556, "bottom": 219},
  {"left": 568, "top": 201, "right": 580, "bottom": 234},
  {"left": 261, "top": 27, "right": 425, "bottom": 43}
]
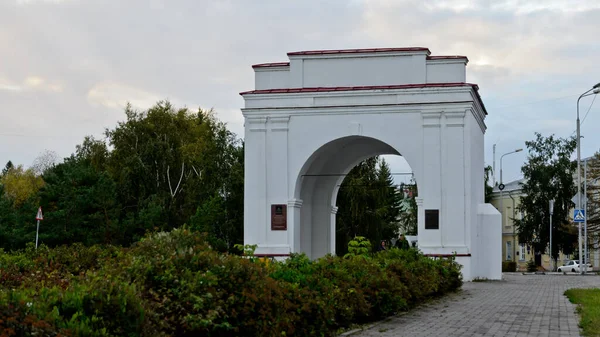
[
  {"left": 425, "top": 209, "right": 439, "bottom": 230},
  {"left": 271, "top": 204, "right": 287, "bottom": 230}
]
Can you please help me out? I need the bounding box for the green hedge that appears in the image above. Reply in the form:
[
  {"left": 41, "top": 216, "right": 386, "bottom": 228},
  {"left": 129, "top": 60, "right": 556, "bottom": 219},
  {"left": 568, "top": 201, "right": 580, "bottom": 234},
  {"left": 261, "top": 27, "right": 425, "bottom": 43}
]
[
  {"left": 502, "top": 261, "right": 517, "bottom": 272},
  {"left": 0, "top": 229, "right": 463, "bottom": 337}
]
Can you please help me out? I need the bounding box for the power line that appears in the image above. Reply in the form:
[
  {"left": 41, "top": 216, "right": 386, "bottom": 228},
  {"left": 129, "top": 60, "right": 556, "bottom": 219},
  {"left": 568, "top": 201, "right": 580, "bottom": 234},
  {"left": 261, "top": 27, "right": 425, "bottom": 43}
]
[
  {"left": 571, "top": 95, "right": 597, "bottom": 136},
  {"left": 581, "top": 95, "right": 597, "bottom": 126}
]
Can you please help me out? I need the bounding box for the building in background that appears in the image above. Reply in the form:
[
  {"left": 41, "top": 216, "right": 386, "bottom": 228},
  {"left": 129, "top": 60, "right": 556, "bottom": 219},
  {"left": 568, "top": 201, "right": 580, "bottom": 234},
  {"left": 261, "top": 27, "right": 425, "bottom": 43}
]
[
  {"left": 490, "top": 158, "right": 599, "bottom": 271},
  {"left": 490, "top": 178, "right": 573, "bottom": 271}
]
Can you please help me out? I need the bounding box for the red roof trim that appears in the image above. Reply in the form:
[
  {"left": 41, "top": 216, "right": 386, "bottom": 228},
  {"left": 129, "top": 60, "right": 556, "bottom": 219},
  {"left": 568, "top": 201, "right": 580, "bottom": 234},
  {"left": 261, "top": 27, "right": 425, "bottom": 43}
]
[
  {"left": 240, "top": 82, "right": 488, "bottom": 115},
  {"left": 427, "top": 55, "right": 469, "bottom": 62},
  {"left": 425, "top": 254, "right": 472, "bottom": 258},
  {"left": 252, "top": 254, "right": 290, "bottom": 257},
  {"left": 252, "top": 62, "right": 290, "bottom": 69},
  {"left": 287, "top": 47, "right": 431, "bottom": 56},
  {"left": 240, "top": 82, "right": 478, "bottom": 95},
  {"left": 244, "top": 101, "right": 474, "bottom": 110}
]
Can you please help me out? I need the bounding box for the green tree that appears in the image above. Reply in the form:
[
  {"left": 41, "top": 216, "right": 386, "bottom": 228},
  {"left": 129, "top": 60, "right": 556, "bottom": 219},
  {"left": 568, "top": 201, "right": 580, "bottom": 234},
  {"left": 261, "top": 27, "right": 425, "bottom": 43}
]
[
  {"left": 585, "top": 152, "right": 600, "bottom": 249},
  {"left": 1, "top": 161, "right": 13, "bottom": 176},
  {"left": 0, "top": 163, "right": 42, "bottom": 250},
  {"left": 0, "top": 165, "right": 44, "bottom": 208},
  {"left": 105, "top": 101, "right": 244, "bottom": 245},
  {"left": 190, "top": 143, "right": 244, "bottom": 251},
  {"left": 38, "top": 155, "right": 119, "bottom": 247},
  {"left": 335, "top": 157, "right": 401, "bottom": 255},
  {"left": 484, "top": 165, "right": 494, "bottom": 203},
  {"left": 75, "top": 136, "right": 110, "bottom": 171},
  {"left": 397, "top": 180, "right": 418, "bottom": 235},
  {"left": 0, "top": 190, "right": 38, "bottom": 250},
  {"left": 0, "top": 101, "right": 246, "bottom": 250},
  {"left": 515, "top": 133, "right": 577, "bottom": 263},
  {"left": 376, "top": 158, "right": 403, "bottom": 236}
]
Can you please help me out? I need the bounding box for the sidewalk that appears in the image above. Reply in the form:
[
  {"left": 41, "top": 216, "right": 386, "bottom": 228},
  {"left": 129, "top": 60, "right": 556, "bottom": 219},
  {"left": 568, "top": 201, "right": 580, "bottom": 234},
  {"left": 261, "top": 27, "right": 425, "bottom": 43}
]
[{"left": 347, "top": 273, "right": 600, "bottom": 337}]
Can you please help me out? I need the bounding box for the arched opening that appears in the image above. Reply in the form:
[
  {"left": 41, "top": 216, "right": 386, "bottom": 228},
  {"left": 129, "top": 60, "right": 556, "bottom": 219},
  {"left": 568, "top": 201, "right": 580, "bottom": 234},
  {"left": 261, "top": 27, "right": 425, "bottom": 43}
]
[{"left": 294, "top": 136, "right": 418, "bottom": 259}]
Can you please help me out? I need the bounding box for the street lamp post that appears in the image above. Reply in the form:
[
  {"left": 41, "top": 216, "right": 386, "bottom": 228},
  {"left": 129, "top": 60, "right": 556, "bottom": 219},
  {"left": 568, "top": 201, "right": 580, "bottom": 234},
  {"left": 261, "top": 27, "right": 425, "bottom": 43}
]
[
  {"left": 584, "top": 159, "right": 588, "bottom": 273},
  {"left": 549, "top": 199, "right": 554, "bottom": 271},
  {"left": 576, "top": 82, "right": 600, "bottom": 275},
  {"left": 499, "top": 148, "right": 523, "bottom": 261}
]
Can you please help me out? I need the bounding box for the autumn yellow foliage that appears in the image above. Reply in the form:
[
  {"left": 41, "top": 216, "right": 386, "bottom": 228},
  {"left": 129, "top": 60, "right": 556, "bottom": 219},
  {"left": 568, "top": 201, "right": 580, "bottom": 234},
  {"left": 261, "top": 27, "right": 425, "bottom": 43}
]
[{"left": 0, "top": 165, "right": 45, "bottom": 207}]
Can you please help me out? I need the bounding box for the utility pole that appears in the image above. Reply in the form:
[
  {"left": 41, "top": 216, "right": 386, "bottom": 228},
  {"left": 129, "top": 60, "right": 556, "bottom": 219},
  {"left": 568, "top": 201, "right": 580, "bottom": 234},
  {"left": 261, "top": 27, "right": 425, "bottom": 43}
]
[
  {"left": 509, "top": 191, "right": 517, "bottom": 262},
  {"left": 35, "top": 207, "right": 43, "bottom": 249},
  {"left": 576, "top": 83, "right": 600, "bottom": 274},
  {"left": 549, "top": 199, "right": 554, "bottom": 271},
  {"left": 493, "top": 144, "right": 497, "bottom": 186},
  {"left": 584, "top": 158, "right": 588, "bottom": 273},
  {"left": 499, "top": 148, "right": 523, "bottom": 261}
]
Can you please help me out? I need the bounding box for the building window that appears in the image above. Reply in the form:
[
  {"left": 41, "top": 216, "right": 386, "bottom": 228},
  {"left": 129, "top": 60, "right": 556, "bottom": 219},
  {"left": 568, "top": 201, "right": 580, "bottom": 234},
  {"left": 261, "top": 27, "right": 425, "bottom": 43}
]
[
  {"left": 519, "top": 244, "right": 526, "bottom": 261},
  {"left": 506, "top": 241, "right": 512, "bottom": 261}
]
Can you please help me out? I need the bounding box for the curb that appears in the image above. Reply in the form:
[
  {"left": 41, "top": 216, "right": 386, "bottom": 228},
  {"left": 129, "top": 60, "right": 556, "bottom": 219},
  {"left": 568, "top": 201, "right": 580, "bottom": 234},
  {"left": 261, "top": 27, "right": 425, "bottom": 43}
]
[{"left": 338, "top": 315, "right": 400, "bottom": 336}]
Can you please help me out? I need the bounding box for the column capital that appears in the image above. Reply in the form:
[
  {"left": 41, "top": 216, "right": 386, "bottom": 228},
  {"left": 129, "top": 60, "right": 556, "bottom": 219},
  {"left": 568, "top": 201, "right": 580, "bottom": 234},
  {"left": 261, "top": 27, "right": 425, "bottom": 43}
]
[
  {"left": 331, "top": 206, "right": 339, "bottom": 214},
  {"left": 288, "top": 198, "right": 303, "bottom": 208},
  {"left": 422, "top": 111, "right": 441, "bottom": 127},
  {"left": 445, "top": 110, "right": 466, "bottom": 127},
  {"left": 246, "top": 116, "right": 267, "bottom": 132},
  {"left": 269, "top": 116, "right": 290, "bottom": 131}
]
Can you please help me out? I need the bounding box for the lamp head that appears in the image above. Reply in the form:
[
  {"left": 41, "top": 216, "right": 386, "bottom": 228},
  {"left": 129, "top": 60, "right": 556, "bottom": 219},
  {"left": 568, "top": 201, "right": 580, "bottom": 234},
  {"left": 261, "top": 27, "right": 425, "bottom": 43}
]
[
  {"left": 594, "top": 88, "right": 600, "bottom": 94},
  {"left": 593, "top": 82, "right": 600, "bottom": 89},
  {"left": 515, "top": 148, "right": 523, "bottom": 153}
]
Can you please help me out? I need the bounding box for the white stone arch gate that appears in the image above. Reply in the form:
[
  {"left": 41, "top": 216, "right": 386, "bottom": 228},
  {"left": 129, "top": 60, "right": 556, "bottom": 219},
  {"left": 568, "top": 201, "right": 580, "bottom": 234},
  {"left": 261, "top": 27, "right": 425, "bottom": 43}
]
[{"left": 240, "top": 47, "right": 501, "bottom": 281}]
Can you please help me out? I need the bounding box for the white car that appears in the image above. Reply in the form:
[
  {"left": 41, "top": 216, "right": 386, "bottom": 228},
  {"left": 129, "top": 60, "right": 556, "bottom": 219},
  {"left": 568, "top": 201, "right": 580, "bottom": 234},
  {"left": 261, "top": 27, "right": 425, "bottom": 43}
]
[{"left": 557, "top": 260, "right": 593, "bottom": 273}]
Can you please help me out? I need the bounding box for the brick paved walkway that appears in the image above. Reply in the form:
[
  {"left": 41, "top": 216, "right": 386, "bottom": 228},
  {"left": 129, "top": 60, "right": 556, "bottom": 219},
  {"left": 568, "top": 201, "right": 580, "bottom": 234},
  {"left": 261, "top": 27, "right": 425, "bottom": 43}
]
[{"left": 347, "top": 273, "right": 600, "bottom": 337}]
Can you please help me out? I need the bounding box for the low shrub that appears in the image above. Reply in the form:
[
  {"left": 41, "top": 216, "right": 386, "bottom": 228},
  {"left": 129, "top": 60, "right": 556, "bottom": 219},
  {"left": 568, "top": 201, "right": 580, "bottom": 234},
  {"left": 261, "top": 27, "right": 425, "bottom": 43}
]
[
  {"left": 0, "top": 229, "right": 463, "bottom": 337},
  {"left": 526, "top": 259, "right": 538, "bottom": 272},
  {"left": 502, "top": 261, "right": 517, "bottom": 272}
]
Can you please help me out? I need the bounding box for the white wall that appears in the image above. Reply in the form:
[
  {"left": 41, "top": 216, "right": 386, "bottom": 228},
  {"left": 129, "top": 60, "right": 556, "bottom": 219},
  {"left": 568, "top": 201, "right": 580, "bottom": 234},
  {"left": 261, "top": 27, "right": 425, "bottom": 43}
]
[
  {"left": 252, "top": 50, "right": 468, "bottom": 91},
  {"left": 242, "top": 48, "right": 498, "bottom": 281},
  {"left": 255, "top": 67, "right": 290, "bottom": 90},
  {"left": 426, "top": 61, "right": 467, "bottom": 83},
  {"left": 473, "top": 204, "right": 502, "bottom": 280},
  {"left": 301, "top": 55, "right": 427, "bottom": 87}
]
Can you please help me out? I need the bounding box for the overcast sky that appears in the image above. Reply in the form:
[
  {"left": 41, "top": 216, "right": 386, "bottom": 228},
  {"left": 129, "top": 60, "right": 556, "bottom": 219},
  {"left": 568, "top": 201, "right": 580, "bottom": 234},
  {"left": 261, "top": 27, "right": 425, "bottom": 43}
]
[{"left": 1, "top": 0, "right": 600, "bottom": 185}]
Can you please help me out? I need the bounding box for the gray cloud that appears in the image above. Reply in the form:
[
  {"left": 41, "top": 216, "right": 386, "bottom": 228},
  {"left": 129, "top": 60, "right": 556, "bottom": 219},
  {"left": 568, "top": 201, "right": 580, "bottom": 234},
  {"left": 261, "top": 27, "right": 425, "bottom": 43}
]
[{"left": 1, "top": 0, "right": 599, "bottom": 183}]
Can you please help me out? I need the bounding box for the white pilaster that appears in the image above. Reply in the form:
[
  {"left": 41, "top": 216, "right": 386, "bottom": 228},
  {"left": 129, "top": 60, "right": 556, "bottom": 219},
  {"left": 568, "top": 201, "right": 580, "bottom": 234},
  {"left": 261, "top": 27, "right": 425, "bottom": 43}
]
[
  {"left": 330, "top": 205, "right": 339, "bottom": 256},
  {"left": 420, "top": 112, "right": 442, "bottom": 249},
  {"left": 288, "top": 198, "right": 303, "bottom": 253},
  {"left": 244, "top": 117, "right": 267, "bottom": 247},
  {"left": 443, "top": 111, "right": 467, "bottom": 248},
  {"left": 266, "top": 116, "right": 290, "bottom": 248}
]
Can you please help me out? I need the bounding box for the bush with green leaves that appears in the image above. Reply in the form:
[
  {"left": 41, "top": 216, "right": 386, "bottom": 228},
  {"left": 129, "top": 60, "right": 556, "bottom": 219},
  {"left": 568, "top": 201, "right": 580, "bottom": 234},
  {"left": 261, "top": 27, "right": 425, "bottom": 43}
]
[
  {"left": 344, "top": 236, "right": 372, "bottom": 259},
  {"left": 527, "top": 259, "right": 538, "bottom": 272},
  {"left": 502, "top": 261, "right": 517, "bottom": 272},
  {"left": 0, "top": 228, "right": 463, "bottom": 337}
]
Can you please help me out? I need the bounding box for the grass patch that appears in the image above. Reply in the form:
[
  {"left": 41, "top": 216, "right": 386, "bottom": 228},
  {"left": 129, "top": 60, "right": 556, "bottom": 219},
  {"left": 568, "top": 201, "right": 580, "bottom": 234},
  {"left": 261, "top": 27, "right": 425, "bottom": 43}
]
[{"left": 565, "top": 288, "right": 600, "bottom": 336}]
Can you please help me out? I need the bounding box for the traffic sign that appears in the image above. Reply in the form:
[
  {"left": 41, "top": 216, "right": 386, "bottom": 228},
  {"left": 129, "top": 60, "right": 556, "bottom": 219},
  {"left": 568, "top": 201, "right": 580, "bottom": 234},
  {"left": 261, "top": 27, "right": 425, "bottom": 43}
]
[
  {"left": 498, "top": 183, "right": 505, "bottom": 191},
  {"left": 572, "top": 193, "right": 587, "bottom": 206},
  {"left": 35, "top": 207, "right": 43, "bottom": 221},
  {"left": 574, "top": 209, "right": 585, "bottom": 223}
]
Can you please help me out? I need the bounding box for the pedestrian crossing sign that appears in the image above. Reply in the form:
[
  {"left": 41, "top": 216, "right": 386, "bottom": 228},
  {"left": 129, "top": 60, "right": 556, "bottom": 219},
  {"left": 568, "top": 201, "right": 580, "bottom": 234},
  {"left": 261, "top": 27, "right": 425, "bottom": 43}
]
[{"left": 574, "top": 209, "right": 585, "bottom": 223}]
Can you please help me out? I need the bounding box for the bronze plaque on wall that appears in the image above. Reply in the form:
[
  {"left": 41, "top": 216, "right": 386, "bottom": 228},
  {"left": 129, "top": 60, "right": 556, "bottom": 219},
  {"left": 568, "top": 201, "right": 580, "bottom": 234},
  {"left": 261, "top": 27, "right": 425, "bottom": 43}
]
[
  {"left": 425, "top": 209, "right": 439, "bottom": 230},
  {"left": 271, "top": 204, "right": 287, "bottom": 230}
]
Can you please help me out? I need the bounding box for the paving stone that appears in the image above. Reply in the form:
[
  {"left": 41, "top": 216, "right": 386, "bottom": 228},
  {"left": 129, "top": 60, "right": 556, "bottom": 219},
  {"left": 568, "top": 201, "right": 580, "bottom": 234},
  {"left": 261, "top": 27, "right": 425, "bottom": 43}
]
[{"left": 347, "top": 274, "right": 600, "bottom": 337}]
